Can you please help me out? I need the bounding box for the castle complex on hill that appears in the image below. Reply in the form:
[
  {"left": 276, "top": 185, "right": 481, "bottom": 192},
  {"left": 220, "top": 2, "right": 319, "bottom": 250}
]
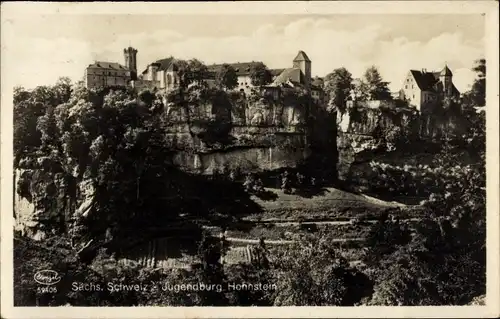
[
  {"left": 84, "top": 46, "right": 459, "bottom": 114},
  {"left": 84, "top": 47, "right": 325, "bottom": 103}
]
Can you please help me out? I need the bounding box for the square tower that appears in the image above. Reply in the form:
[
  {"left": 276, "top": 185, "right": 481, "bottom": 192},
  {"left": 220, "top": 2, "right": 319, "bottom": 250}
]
[
  {"left": 292, "top": 50, "right": 311, "bottom": 88},
  {"left": 124, "top": 47, "right": 138, "bottom": 80}
]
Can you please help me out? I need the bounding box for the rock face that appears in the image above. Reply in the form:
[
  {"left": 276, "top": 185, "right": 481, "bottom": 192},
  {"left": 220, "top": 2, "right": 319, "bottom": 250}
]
[
  {"left": 14, "top": 167, "right": 76, "bottom": 240},
  {"left": 161, "top": 92, "right": 310, "bottom": 175},
  {"left": 164, "top": 125, "right": 309, "bottom": 175},
  {"left": 335, "top": 104, "right": 467, "bottom": 182},
  {"left": 336, "top": 107, "right": 418, "bottom": 181}
]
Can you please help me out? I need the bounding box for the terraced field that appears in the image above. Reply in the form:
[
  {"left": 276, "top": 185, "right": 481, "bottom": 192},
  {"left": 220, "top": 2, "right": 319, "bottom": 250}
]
[{"left": 116, "top": 187, "right": 424, "bottom": 270}]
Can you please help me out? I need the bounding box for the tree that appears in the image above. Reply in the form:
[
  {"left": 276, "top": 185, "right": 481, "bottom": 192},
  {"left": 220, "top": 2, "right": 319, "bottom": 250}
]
[
  {"left": 53, "top": 77, "right": 73, "bottom": 105},
  {"left": 383, "top": 125, "right": 412, "bottom": 151},
  {"left": 351, "top": 79, "right": 369, "bottom": 101},
  {"left": 249, "top": 62, "right": 273, "bottom": 87},
  {"left": 14, "top": 87, "right": 43, "bottom": 164},
  {"left": 272, "top": 232, "right": 373, "bottom": 306},
  {"left": 36, "top": 106, "right": 60, "bottom": 152},
  {"left": 215, "top": 64, "right": 238, "bottom": 90},
  {"left": 464, "top": 58, "right": 485, "bottom": 107},
  {"left": 193, "top": 232, "right": 228, "bottom": 305},
  {"left": 173, "top": 59, "right": 209, "bottom": 89},
  {"left": 324, "top": 68, "right": 353, "bottom": 113},
  {"left": 364, "top": 212, "right": 412, "bottom": 267},
  {"left": 360, "top": 66, "right": 391, "bottom": 101}
]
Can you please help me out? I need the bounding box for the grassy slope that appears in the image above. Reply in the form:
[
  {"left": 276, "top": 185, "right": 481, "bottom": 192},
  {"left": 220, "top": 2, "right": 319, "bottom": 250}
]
[{"left": 244, "top": 187, "right": 423, "bottom": 222}]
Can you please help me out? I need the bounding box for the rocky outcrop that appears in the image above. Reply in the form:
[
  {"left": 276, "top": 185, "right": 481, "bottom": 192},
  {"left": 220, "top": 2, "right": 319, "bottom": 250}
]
[
  {"left": 160, "top": 92, "right": 310, "bottom": 175},
  {"left": 336, "top": 106, "right": 418, "bottom": 180},
  {"left": 14, "top": 157, "right": 92, "bottom": 241},
  {"left": 336, "top": 103, "right": 470, "bottom": 183}
]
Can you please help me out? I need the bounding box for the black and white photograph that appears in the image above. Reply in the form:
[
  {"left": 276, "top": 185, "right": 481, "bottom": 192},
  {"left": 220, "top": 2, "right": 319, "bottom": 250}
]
[{"left": 1, "top": 1, "right": 499, "bottom": 318}]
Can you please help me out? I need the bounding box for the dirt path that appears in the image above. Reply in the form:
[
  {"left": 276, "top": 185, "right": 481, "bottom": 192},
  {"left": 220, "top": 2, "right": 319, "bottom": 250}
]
[
  {"left": 224, "top": 237, "right": 365, "bottom": 245},
  {"left": 243, "top": 217, "right": 421, "bottom": 226},
  {"left": 203, "top": 218, "right": 421, "bottom": 228}
]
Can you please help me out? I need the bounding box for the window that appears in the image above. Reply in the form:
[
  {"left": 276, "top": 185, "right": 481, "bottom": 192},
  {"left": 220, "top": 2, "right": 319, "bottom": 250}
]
[
  {"left": 413, "top": 94, "right": 415, "bottom": 99},
  {"left": 412, "top": 85, "right": 414, "bottom": 89},
  {"left": 405, "top": 85, "right": 408, "bottom": 89}
]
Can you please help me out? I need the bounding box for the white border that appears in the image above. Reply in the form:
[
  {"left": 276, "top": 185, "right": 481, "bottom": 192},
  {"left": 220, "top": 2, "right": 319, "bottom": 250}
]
[{"left": 1, "top": 2, "right": 499, "bottom": 318}]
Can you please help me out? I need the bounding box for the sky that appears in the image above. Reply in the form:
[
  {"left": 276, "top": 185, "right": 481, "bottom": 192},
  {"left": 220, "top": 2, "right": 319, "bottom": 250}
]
[{"left": 5, "top": 14, "right": 485, "bottom": 92}]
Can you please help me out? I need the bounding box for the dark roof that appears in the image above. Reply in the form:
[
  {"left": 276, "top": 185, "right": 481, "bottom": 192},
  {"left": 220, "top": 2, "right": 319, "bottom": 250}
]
[
  {"left": 152, "top": 56, "right": 176, "bottom": 71},
  {"left": 140, "top": 56, "right": 175, "bottom": 74},
  {"left": 440, "top": 65, "right": 453, "bottom": 76},
  {"left": 272, "top": 68, "right": 302, "bottom": 85},
  {"left": 207, "top": 62, "right": 263, "bottom": 76},
  {"left": 410, "top": 70, "right": 440, "bottom": 91},
  {"left": 88, "top": 61, "right": 128, "bottom": 70},
  {"left": 410, "top": 69, "right": 459, "bottom": 95},
  {"left": 293, "top": 50, "right": 311, "bottom": 62}
]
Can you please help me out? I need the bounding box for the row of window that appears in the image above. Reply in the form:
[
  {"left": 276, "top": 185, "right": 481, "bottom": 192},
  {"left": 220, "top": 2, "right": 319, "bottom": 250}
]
[
  {"left": 405, "top": 84, "right": 414, "bottom": 89},
  {"left": 89, "top": 77, "right": 127, "bottom": 83},
  {"left": 88, "top": 71, "right": 127, "bottom": 76}
]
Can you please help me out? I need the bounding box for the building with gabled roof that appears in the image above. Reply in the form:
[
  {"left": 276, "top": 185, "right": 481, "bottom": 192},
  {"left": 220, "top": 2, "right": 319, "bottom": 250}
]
[
  {"left": 84, "top": 47, "right": 139, "bottom": 89},
  {"left": 84, "top": 60, "right": 132, "bottom": 89},
  {"left": 401, "top": 65, "right": 460, "bottom": 113},
  {"left": 271, "top": 50, "right": 312, "bottom": 89}
]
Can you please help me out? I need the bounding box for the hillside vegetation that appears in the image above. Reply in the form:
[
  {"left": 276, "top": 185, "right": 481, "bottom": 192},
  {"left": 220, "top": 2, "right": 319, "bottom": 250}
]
[{"left": 13, "top": 59, "right": 487, "bottom": 306}]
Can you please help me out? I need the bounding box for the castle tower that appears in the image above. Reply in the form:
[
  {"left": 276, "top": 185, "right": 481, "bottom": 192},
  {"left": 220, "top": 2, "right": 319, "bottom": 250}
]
[
  {"left": 124, "top": 47, "right": 138, "bottom": 80},
  {"left": 439, "top": 64, "right": 453, "bottom": 96},
  {"left": 293, "top": 50, "right": 311, "bottom": 88}
]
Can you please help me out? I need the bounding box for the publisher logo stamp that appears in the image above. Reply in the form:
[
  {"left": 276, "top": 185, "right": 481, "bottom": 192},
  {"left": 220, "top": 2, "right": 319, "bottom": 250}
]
[{"left": 34, "top": 270, "right": 61, "bottom": 286}]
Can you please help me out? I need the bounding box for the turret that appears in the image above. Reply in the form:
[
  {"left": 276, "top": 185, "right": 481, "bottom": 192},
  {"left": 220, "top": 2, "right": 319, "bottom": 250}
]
[
  {"left": 439, "top": 64, "right": 453, "bottom": 96},
  {"left": 293, "top": 50, "right": 311, "bottom": 88},
  {"left": 124, "top": 47, "right": 138, "bottom": 80}
]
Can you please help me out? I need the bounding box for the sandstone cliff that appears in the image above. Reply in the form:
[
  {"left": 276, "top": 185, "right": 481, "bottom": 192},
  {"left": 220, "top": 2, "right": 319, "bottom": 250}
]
[
  {"left": 160, "top": 91, "right": 311, "bottom": 175},
  {"left": 336, "top": 103, "right": 467, "bottom": 183}
]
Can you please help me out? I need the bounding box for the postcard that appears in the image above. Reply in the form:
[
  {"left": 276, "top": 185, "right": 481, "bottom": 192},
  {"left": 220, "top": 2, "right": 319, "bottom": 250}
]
[{"left": 1, "top": 1, "right": 499, "bottom": 318}]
